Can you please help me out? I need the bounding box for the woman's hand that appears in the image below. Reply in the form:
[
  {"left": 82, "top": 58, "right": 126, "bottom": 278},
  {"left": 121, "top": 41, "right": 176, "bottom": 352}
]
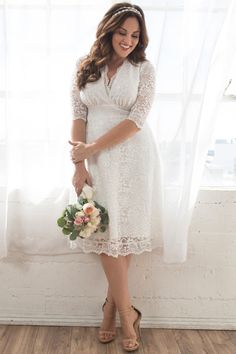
[
  {"left": 72, "top": 162, "right": 93, "bottom": 196},
  {"left": 69, "top": 140, "right": 97, "bottom": 163}
]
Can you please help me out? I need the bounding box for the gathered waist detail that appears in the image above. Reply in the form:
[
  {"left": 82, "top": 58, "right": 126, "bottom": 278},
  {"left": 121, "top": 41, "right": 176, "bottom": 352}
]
[{"left": 88, "top": 104, "right": 130, "bottom": 116}]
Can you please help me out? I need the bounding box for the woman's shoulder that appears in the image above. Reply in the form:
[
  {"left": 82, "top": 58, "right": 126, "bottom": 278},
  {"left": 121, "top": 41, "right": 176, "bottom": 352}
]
[
  {"left": 130, "top": 60, "right": 155, "bottom": 80},
  {"left": 139, "top": 59, "right": 155, "bottom": 72},
  {"left": 129, "top": 59, "right": 155, "bottom": 73}
]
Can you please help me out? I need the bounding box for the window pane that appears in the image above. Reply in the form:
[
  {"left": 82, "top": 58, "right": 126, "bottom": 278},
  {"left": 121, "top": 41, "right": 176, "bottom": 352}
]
[{"left": 202, "top": 101, "right": 236, "bottom": 187}]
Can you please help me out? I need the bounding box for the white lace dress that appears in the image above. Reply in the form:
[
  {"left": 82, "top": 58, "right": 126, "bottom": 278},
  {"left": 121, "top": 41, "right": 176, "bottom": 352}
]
[{"left": 70, "top": 56, "right": 163, "bottom": 257}]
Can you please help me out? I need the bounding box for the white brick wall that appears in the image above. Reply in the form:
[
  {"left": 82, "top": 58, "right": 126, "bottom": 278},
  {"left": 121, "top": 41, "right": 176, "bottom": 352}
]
[{"left": 0, "top": 189, "right": 236, "bottom": 329}]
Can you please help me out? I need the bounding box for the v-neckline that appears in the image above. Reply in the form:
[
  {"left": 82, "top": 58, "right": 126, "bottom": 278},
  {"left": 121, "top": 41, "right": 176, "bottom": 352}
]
[{"left": 104, "top": 59, "right": 127, "bottom": 88}]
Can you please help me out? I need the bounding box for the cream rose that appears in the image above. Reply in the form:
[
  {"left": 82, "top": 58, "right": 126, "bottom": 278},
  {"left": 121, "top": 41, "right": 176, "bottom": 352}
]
[
  {"left": 80, "top": 184, "right": 95, "bottom": 200},
  {"left": 90, "top": 215, "right": 101, "bottom": 226},
  {"left": 83, "top": 203, "right": 96, "bottom": 215},
  {"left": 79, "top": 226, "right": 94, "bottom": 238},
  {"left": 75, "top": 211, "right": 85, "bottom": 218}
]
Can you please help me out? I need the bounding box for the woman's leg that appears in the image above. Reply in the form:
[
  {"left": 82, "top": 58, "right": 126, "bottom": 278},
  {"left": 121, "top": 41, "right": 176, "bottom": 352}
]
[
  {"left": 106, "top": 254, "right": 132, "bottom": 304},
  {"left": 99, "top": 254, "right": 138, "bottom": 341},
  {"left": 99, "top": 254, "right": 133, "bottom": 339},
  {"left": 100, "top": 255, "right": 133, "bottom": 328}
]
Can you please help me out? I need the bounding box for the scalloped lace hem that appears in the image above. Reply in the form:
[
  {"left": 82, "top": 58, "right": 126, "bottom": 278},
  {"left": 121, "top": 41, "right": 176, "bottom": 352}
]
[{"left": 67, "top": 237, "right": 155, "bottom": 258}]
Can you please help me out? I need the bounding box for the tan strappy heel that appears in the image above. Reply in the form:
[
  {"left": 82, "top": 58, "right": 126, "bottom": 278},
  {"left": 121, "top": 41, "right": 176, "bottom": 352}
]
[
  {"left": 98, "top": 297, "right": 117, "bottom": 343},
  {"left": 118, "top": 305, "right": 142, "bottom": 352}
]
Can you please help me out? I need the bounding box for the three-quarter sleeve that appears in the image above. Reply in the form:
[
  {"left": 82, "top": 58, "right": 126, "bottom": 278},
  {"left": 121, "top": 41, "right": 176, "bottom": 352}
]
[
  {"left": 70, "top": 58, "right": 88, "bottom": 122},
  {"left": 126, "top": 60, "right": 156, "bottom": 129}
]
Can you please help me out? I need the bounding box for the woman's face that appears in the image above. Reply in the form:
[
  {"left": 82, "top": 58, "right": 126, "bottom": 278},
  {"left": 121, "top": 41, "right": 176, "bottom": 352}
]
[{"left": 111, "top": 16, "right": 140, "bottom": 59}]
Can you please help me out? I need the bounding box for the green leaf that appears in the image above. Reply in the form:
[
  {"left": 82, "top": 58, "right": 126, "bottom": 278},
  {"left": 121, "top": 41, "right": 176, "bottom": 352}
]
[
  {"left": 65, "top": 224, "right": 74, "bottom": 232},
  {"left": 70, "top": 230, "right": 79, "bottom": 240},
  {"left": 75, "top": 202, "right": 83, "bottom": 210},
  {"left": 77, "top": 197, "right": 87, "bottom": 205},
  {"left": 65, "top": 211, "right": 71, "bottom": 219},
  {"left": 95, "top": 201, "right": 102, "bottom": 208},
  {"left": 101, "top": 213, "right": 109, "bottom": 225},
  {"left": 95, "top": 202, "right": 105, "bottom": 213},
  {"left": 71, "top": 205, "right": 79, "bottom": 216},
  {"left": 62, "top": 228, "right": 71, "bottom": 235},
  {"left": 57, "top": 217, "right": 66, "bottom": 227},
  {"left": 66, "top": 205, "right": 77, "bottom": 218}
]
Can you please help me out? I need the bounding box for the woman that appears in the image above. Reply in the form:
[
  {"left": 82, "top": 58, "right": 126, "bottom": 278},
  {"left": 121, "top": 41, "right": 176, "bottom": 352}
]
[{"left": 69, "top": 2, "right": 163, "bottom": 352}]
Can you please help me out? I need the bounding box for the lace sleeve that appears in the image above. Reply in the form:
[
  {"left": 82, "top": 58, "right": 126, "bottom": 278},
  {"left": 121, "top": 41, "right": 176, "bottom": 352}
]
[
  {"left": 70, "top": 58, "right": 88, "bottom": 122},
  {"left": 126, "top": 60, "right": 156, "bottom": 129}
]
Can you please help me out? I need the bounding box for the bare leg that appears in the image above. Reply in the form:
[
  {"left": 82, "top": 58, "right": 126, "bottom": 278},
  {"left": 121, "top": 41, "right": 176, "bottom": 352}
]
[
  {"left": 99, "top": 254, "right": 138, "bottom": 342},
  {"left": 106, "top": 254, "right": 132, "bottom": 304},
  {"left": 99, "top": 254, "right": 133, "bottom": 327},
  {"left": 99, "top": 254, "right": 133, "bottom": 340}
]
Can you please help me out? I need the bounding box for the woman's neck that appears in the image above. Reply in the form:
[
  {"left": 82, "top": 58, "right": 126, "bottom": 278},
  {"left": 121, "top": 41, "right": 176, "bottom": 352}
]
[{"left": 109, "top": 54, "right": 125, "bottom": 69}]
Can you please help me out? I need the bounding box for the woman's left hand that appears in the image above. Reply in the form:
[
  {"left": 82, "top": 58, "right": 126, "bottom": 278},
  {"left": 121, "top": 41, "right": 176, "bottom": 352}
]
[{"left": 69, "top": 140, "right": 97, "bottom": 162}]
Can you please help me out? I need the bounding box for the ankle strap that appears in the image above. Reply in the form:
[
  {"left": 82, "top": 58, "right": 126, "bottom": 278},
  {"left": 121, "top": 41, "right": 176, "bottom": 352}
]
[
  {"left": 105, "top": 297, "right": 116, "bottom": 306},
  {"left": 118, "top": 305, "right": 133, "bottom": 315}
]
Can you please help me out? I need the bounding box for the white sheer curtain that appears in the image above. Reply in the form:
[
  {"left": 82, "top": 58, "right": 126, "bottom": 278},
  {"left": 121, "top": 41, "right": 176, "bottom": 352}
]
[
  {"left": 0, "top": 0, "right": 235, "bottom": 262},
  {"left": 155, "top": 0, "right": 236, "bottom": 263}
]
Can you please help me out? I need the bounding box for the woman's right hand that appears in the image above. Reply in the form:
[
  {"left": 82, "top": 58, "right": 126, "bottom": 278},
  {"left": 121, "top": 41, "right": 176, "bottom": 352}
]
[{"left": 72, "top": 162, "right": 93, "bottom": 196}]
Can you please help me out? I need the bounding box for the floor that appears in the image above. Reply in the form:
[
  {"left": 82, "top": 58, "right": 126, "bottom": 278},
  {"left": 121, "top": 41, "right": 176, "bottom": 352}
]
[{"left": 0, "top": 325, "right": 236, "bottom": 353}]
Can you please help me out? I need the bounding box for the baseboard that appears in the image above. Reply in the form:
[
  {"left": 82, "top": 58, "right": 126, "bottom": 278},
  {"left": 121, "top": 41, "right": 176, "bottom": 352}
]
[{"left": 0, "top": 315, "right": 236, "bottom": 330}]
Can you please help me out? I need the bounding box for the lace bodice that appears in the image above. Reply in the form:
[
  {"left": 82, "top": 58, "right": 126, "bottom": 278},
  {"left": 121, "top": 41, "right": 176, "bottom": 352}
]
[{"left": 70, "top": 57, "right": 156, "bottom": 130}]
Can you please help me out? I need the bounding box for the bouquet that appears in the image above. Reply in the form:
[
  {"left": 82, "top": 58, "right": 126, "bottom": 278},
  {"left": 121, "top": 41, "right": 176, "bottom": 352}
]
[{"left": 57, "top": 183, "right": 109, "bottom": 241}]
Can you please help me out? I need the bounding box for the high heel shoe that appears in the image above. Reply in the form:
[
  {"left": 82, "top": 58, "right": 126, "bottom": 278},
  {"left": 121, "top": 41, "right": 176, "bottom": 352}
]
[
  {"left": 118, "top": 305, "right": 142, "bottom": 352},
  {"left": 98, "top": 297, "right": 117, "bottom": 343}
]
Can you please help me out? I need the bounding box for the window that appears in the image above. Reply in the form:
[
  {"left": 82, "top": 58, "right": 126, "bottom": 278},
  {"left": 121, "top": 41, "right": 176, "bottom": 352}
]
[{"left": 201, "top": 54, "right": 236, "bottom": 187}]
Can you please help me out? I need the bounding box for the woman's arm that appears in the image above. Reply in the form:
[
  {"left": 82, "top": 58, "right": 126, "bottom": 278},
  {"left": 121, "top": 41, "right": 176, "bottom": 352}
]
[
  {"left": 90, "top": 60, "right": 156, "bottom": 154},
  {"left": 70, "top": 57, "right": 88, "bottom": 168},
  {"left": 90, "top": 119, "right": 139, "bottom": 154},
  {"left": 71, "top": 119, "right": 86, "bottom": 143},
  {"left": 71, "top": 119, "right": 87, "bottom": 168},
  {"left": 70, "top": 118, "right": 139, "bottom": 162}
]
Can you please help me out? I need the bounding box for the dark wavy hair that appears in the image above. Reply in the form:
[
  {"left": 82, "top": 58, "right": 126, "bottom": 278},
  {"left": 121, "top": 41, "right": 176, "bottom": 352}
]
[{"left": 76, "top": 2, "right": 149, "bottom": 89}]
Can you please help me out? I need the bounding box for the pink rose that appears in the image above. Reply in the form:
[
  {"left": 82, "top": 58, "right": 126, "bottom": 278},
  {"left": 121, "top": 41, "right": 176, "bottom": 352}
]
[{"left": 74, "top": 217, "right": 83, "bottom": 225}]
